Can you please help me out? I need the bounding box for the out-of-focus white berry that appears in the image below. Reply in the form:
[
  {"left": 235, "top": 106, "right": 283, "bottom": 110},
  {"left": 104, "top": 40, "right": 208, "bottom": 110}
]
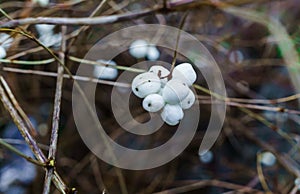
[
  {"left": 172, "top": 63, "right": 197, "bottom": 86},
  {"left": 180, "top": 89, "right": 196, "bottom": 109},
  {"left": 294, "top": 178, "right": 300, "bottom": 190},
  {"left": 35, "top": 24, "right": 55, "bottom": 36},
  {"left": 129, "top": 39, "right": 148, "bottom": 58},
  {"left": 260, "top": 152, "right": 276, "bottom": 166},
  {"left": 132, "top": 72, "right": 161, "bottom": 98},
  {"left": 0, "top": 46, "right": 7, "bottom": 59},
  {"left": 229, "top": 50, "right": 244, "bottom": 64},
  {"left": 161, "top": 104, "right": 184, "bottom": 126},
  {"left": 149, "top": 65, "right": 170, "bottom": 85},
  {"left": 33, "top": 0, "right": 49, "bottom": 7},
  {"left": 39, "top": 33, "right": 62, "bottom": 48},
  {"left": 0, "top": 33, "right": 14, "bottom": 50},
  {"left": 147, "top": 45, "right": 160, "bottom": 61},
  {"left": 93, "top": 60, "right": 118, "bottom": 80},
  {"left": 142, "top": 94, "right": 165, "bottom": 112},
  {"left": 199, "top": 150, "right": 213, "bottom": 164},
  {"left": 162, "top": 79, "right": 189, "bottom": 104}
]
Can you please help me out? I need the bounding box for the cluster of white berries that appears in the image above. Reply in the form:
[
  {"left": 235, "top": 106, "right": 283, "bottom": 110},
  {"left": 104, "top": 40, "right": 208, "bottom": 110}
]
[
  {"left": 132, "top": 63, "right": 197, "bottom": 126},
  {"left": 129, "top": 40, "right": 160, "bottom": 61},
  {"left": 35, "top": 24, "right": 61, "bottom": 48},
  {"left": 0, "top": 33, "right": 14, "bottom": 59}
]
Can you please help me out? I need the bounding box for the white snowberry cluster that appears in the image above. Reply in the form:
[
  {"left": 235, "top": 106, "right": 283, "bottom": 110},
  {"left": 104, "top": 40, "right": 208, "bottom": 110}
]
[
  {"left": 132, "top": 63, "right": 197, "bottom": 126},
  {"left": 35, "top": 24, "right": 62, "bottom": 48},
  {"left": 0, "top": 33, "right": 14, "bottom": 59}
]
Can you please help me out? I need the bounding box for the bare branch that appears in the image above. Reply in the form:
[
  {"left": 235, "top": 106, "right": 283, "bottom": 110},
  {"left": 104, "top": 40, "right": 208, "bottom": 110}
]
[
  {"left": 0, "top": 7, "right": 161, "bottom": 27},
  {"left": 0, "top": 76, "right": 71, "bottom": 194},
  {"left": 43, "top": 25, "right": 67, "bottom": 194}
]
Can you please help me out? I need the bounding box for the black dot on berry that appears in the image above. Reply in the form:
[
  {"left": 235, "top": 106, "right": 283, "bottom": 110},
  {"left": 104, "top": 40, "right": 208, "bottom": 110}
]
[
  {"left": 148, "top": 103, "right": 152, "bottom": 107},
  {"left": 188, "top": 101, "right": 190, "bottom": 104},
  {"left": 135, "top": 88, "right": 139, "bottom": 91},
  {"left": 148, "top": 80, "right": 151, "bottom": 82}
]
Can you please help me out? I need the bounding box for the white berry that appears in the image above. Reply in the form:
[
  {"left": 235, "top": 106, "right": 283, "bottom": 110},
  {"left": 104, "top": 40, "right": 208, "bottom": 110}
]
[
  {"left": 33, "top": 0, "right": 49, "bottom": 7},
  {"left": 180, "top": 89, "right": 196, "bottom": 109},
  {"left": 129, "top": 39, "right": 148, "bottom": 58},
  {"left": 172, "top": 63, "right": 197, "bottom": 86},
  {"left": 142, "top": 94, "right": 165, "bottom": 112},
  {"left": 35, "top": 24, "right": 55, "bottom": 35},
  {"left": 162, "top": 79, "right": 189, "bottom": 104},
  {"left": 261, "top": 152, "right": 276, "bottom": 166},
  {"left": 147, "top": 45, "right": 160, "bottom": 61},
  {"left": 132, "top": 72, "right": 161, "bottom": 98},
  {"left": 149, "top": 65, "right": 170, "bottom": 85},
  {"left": 0, "top": 46, "right": 7, "bottom": 59},
  {"left": 93, "top": 60, "right": 118, "bottom": 80},
  {"left": 0, "top": 33, "right": 14, "bottom": 50},
  {"left": 161, "top": 104, "right": 184, "bottom": 126},
  {"left": 39, "top": 33, "right": 62, "bottom": 48}
]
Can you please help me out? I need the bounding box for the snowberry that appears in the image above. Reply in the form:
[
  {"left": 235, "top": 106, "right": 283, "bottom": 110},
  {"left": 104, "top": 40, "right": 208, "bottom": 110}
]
[
  {"left": 180, "top": 89, "right": 196, "bottom": 109},
  {"left": 129, "top": 39, "right": 148, "bottom": 58},
  {"left": 294, "top": 178, "right": 300, "bottom": 190},
  {"left": 142, "top": 94, "right": 165, "bottom": 112},
  {"left": 162, "top": 79, "right": 189, "bottom": 104},
  {"left": 199, "top": 151, "right": 213, "bottom": 164},
  {"left": 0, "top": 33, "right": 14, "bottom": 50},
  {"left": 161, "top": 104, "right": 184, "bottom": 126},
  {"left": 172, "top": 63, "right": 197, "bottom": 86},
  {"left": 0, "top": 46, "right": 6, "bottom": 59},
  {"left": 35, "top": 24, "right": 55, "bottom": 36},
  {"left": 33, "top": 0, "right": 49, "bottom": 7},
  {"left": 129, "top": 40, "right": 160, "bottom": 60},
  {"left": 39, "top": 33, "right": 62, "bottom": 48},
  {"left": 132, "top": 72, "right": 161, "bottom": 98},
  {"left": 93, "top": 60, "right": 118, "bottom": 80},
  {"left": 147, "top": 45, "right": 160, "bottom": 61},
  {"left": 149, "top": 65, "right": 170, "bottom": 86},
  {"left": 260, "top": 152, "right": 276, "bottom": 166}
]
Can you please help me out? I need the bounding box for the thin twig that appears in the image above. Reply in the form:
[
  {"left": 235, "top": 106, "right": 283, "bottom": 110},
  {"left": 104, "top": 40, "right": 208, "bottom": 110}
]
[
  {"left": 256, "top": 153, "right": 272, "bottom": 193},
  {"left": 0, "top": 138, "right": 45, "bottom": 167},
  {"left": 0, "top": 7, "right": 161, "bottom": 27},
  {"left": 2, "top": 67, "right": 130, "bottom": 87},
  {"left": 153, "top": 179, "right": 264, "bottom": 194},
  {"left": 0, "top": 76, "right": 70, "bottom": 193},
  {"left": 43, "top": 25, "right": 67, "bottom": 194}
]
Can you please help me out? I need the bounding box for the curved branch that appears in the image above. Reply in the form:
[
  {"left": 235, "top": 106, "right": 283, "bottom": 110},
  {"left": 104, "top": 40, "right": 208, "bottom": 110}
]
[{"left": 0, "top": 7, "right": 161, "bottom": 27}]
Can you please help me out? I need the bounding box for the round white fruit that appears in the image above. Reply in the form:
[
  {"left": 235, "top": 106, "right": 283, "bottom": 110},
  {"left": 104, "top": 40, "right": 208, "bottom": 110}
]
[
  {"left": 149, "top": 65, "right": 170, "bottom": 85},
  {"left": 161, "top": 104, "right": 184, "bottom": 126},
  {"left": 142, "top": 94, "right": 165, "bottom": 112},
  {"left": 0, "top": 46, "right": 6, "bottom": 59},
  {"left": 172, "top": 63, "right": 197, "bottom": 86},
  {"left": 132, "top": 72, "right": 161, "bottom": 98},
  {"left": 0, "top": 33, "right": 14, "bottom": 50},
  {"left": 180, "top": 89, "right": 196, "bottom": 109},
  {"left": 147, "top": 45, "right": 160, "bottom": 61},
  {"left": 129, "top": 39, "right": 148, "bottom": 58},
  {"left": 93, "top": 60, "right": 118, "bottom": 80},
  {"left": 35, "top": 24, "right": 55, "bottom": 35},
  {"left": 162, "top": 79, "right": 189, "bottom": 104}
]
